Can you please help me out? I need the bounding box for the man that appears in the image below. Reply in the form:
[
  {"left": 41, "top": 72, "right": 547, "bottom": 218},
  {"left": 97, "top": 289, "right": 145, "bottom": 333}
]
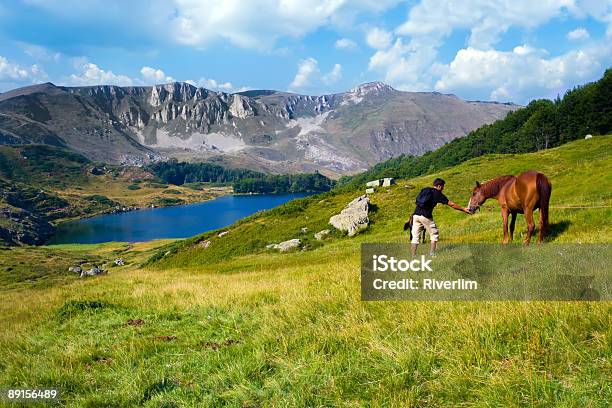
[{"left": 409, "top": 178, "right": 471, "bottom": 257}]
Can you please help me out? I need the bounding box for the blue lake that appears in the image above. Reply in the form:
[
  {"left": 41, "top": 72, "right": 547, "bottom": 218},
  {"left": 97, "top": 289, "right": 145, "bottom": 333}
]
[{"left": 48, "top": 193, "right": 309, "bottom": 244}]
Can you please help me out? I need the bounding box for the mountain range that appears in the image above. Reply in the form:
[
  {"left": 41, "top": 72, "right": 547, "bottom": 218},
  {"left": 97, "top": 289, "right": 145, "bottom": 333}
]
[{"left": 0, "top": 81, "right": 518, "bottom": 176}]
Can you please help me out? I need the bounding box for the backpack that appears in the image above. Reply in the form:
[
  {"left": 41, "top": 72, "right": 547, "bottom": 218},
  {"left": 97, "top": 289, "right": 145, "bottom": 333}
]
[{"left": 415, "top": 187, "right": 434, "bottom": 208}]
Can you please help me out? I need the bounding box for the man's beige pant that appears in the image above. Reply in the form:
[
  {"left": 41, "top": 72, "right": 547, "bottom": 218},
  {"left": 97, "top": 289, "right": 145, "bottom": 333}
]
[{"left": 411, "top": 215, "right": 439, "bottom": 244}]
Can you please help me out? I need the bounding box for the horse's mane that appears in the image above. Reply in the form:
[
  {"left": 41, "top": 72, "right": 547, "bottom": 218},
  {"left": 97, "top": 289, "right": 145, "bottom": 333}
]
[{"left": 480, "top": 175, "right": 515, "bottom": 198}]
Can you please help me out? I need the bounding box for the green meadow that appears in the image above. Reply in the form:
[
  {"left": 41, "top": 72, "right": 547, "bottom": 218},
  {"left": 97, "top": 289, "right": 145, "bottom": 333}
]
[{"left": 0, "top": 137, "right": 610, "bottom": 406}]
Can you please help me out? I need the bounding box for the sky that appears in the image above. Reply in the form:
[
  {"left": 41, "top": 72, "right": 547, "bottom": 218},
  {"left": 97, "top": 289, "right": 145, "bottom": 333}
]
[{"left": 0, "top": 0, "right": 611, "bottom": 104}]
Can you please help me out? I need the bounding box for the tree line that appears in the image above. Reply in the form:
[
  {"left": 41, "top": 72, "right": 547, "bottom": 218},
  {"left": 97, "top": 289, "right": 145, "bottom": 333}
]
[
  {"left": 148, "top": 160, "right": 334, "bottom": 193},
  {"left": 340, "top": 68, "right": 612, "bottom": 187}
]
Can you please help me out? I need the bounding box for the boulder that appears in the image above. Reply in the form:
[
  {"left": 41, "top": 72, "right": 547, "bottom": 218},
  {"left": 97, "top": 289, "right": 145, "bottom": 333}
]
[
  {"left": 382, "top": 177, "right": 396, "bottom": 187},
  {"left": 218, "top": 231, "right": 229, "bottom": 237},
  {"left": 329, "top": 195, "right": 370, "bottom": 237},
  {"left": 199, "top": 239, "right": 211, "bottom": 248},
  {"left": 267, "top": 238, "right": 301, "bottom": 251},
  {"left": 68, "top": 266, "right": 82, "bottom": 274},
  {"left": 366, "top": 179, "right": 382, "bottom": 187},
  {"left": 585, "top": 134, "right": 593, "bottom": 139},
  {"left": 80, "top": 266, "right": 107, "bottom": 277},
  {"left": 277, "top": 239, "right": 301, "bottom": 251},
  {"left": 114, "top": 258, "right": 125, "bottom": 266},
  {"left": 314, "top": 229, "right": 330, "bottom": 240}
]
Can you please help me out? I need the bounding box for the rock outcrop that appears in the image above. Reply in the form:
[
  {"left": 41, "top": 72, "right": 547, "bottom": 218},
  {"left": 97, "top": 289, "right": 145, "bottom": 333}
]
[
  {"left": 266, "top": 238, "right": 301, "bottom": 252},
  {"left": 314, "top": 229, "right": 330, "bottom": 240},
  {"left": 329, "top": 195, "right": 370, "bottom": 237},
  {"left": 80, "top": 266, "right": 107, "bottom": 277},
  {"left": 0, "top": 206, "right": 54, "bottom": 246}
]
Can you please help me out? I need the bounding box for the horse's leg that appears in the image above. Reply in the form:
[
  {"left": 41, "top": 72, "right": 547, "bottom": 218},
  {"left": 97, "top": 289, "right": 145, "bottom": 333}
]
[
  {"left": 509, "top": 212, "right": 517, "bottom": 242},
  {"left": 501, "top": 207, "right": 510, "bottom": 244},
  {"left": 523, "top": 208, "right": 535, "bottom": 245}
]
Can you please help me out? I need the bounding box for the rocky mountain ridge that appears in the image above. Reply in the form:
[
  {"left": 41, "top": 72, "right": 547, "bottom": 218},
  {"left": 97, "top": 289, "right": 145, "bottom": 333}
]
[{"left": 0, "top": 81, "right": 518, "bottom": 176}]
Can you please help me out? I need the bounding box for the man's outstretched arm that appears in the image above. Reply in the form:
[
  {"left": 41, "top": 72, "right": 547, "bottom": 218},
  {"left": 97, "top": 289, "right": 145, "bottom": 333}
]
[{"left": 447, "top": 200, "right": 472, "bottom": 214}]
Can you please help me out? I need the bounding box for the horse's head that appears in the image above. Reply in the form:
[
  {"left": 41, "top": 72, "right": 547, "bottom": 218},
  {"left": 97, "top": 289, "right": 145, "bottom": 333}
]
[{"left": 468, "top": 181, "right": 486, "bottom": 213}]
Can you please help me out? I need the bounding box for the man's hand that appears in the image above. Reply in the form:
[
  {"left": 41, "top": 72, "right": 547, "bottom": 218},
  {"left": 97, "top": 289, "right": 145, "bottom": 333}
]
[{"left": 448, "top": 201, "right": 471, "bottom": 214}]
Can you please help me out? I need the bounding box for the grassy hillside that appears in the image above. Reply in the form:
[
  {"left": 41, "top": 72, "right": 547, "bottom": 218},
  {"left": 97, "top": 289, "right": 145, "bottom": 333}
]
[
  {"left": 152, "top": 136, "right": 611, "bottom": 269},
  {"left": 0, "top": 137, "right": 610, "bottom": 406}
]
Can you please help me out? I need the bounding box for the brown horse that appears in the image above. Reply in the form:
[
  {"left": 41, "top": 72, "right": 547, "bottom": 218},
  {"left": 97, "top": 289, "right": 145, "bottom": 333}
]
[{"left": 468, "top": 171, "right": 552, "bottom": 244}]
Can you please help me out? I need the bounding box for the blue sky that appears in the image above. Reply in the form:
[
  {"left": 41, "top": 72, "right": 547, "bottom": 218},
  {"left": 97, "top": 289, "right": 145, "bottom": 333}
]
[{"left": 0, "top": 0, "right": 611, "bottom": 104}]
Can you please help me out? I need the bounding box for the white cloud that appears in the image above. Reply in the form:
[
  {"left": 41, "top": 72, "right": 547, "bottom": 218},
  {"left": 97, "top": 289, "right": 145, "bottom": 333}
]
[
  {"left": 0, "top": 56, "right": 48, "bottom": 83},
  {"left": 366, "top": 27, "right": 392, "bottom": 49},
  {"left": 0, "top": 56, "right": 31, "bottom": 81},
  {"left": 186, "top": 77, "right": 234, "bottom": 91},
  {"left": 368, "top": 37, "right": 438, "bottom": 91},
  {"left": 290, "top": 58, "right": 319, "bottom": 89},
  {"left": 396, "top": 0, "right": 573, "bottom": 50},
  {"left": 66, "top": 62, "right": 133, "bottom": 86},
  {"left": 59, "top": 61, "right": 244, "bottom": 92},
  {"left": 324, "top": 63, "right": 342, "bottom": 83},
  {"left": 289, "top": 57, "right": 342, "bottom": 92},
  {"left": 20, "top": 43, "right": 62, "bottom": 62},
  {"left": 434, "top": 43, "right": 611, "bottom": 102},
  {"left": 367, "top": 0, "right": 612, "bottom": 102},
  {"left": 140, "top": 66, "right": 174, "bottom": 84},
  {"left": 170, "top": 0, "right": 402, "bottom": 50},
  {"left": 567, "top": 27, "right": 590, "bottom": 41},
  {"left": 335, "top": 38, "right": 358, "bottom": 50}
]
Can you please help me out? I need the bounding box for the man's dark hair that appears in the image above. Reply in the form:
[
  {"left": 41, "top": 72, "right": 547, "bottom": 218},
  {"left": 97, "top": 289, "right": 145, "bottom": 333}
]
[{"left": 433, "top": 178, "right": 445, "bottom": 187}]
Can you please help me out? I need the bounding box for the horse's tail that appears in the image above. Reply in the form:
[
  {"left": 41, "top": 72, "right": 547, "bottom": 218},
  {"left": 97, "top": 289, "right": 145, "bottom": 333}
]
[{"left": 536, "top": 173, "right": 551, "bottom": 238}]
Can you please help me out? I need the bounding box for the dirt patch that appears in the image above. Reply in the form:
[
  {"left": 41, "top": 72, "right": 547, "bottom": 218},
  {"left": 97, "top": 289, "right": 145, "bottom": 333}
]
[
  {"left": 152, "top": 335, "right": 177, "bottom": 341},
  {"left": 125, "top": 319, "right": 145, "bottom": 326},
  {"left": 200, "top": 339, "right": 236, "bottom": 350}
]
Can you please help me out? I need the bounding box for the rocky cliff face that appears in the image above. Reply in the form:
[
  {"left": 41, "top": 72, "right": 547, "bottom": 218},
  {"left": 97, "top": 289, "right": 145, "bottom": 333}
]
[{"left": 0, "top": 81, "right": 519, "bottom": 176}]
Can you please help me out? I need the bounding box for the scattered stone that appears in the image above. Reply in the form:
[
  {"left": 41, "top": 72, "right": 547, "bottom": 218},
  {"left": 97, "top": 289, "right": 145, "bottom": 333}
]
[
  {"left": 80, "top": 266, "right": 107, "bottom": 277},
  {"left": 199, "top": 239, "right": 211, "bottom": 248},
  {"left": 329, "top": 195, "right": 370, "bottom": 237},
  {"left": 218, "top": 231, "right": 229, "bottom": 237},
  {"left": 382, "top": 177, "right": 396, "bottom": 187},
  {"left": 314, "top": 229, "right": 330, "bottom": 240},
  {"left": 126, "top": 319, "right": 144, "bottom": 326},
  {"left": 68, "top": 266, "right": 82, "bottom": 273},
  {"left": 365, "top": 188, "right": 375, "bottom": 194},
  {"left": 267, "top": 238, "right": 301, "bottom": 251},
  {"left": 114, "top": 258, "right": 125, "bottom": 266},
  {"left": 300, "top": 227, "right": 308, "bottom": 234}
]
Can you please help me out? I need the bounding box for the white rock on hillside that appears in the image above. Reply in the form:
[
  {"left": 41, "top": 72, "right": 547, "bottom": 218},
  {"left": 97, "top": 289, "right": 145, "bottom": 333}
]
[
  {"left": 329, "top": 195, "right": 370, "bottom": 237},
  {"left": 267, "top": 238, "right": 301, "bottom": 252},
  {"left": 314, "top": 229, "right": 330, "bottom": 240}
]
